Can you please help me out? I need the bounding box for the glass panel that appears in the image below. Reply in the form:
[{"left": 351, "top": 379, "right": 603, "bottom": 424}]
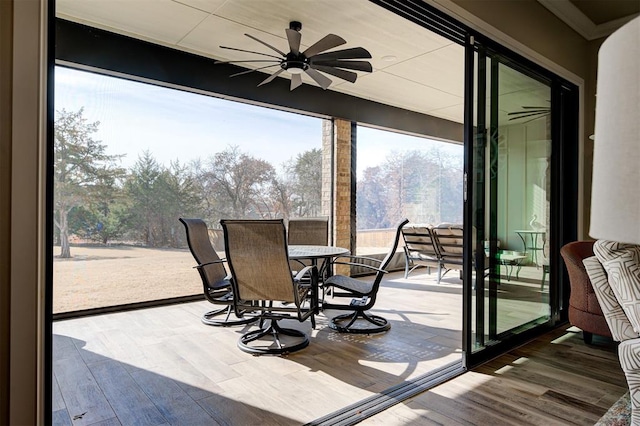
[
  {"left": 355, "top": 126, "right": 463, "bottom": 257},
  {"left": 53, "top": 66, "right": 323, "bottom": 313},
  {"left": 494, "top": 62, "right": 551, "bottom": 334},
  {"left": 470, "top": 54, "right": 552, "bottom": 351}
]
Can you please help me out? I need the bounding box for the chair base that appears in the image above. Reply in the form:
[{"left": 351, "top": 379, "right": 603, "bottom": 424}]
[
  {"left": 238, "top": 319, "right": 309, "bottom": 355},
  {"left": 201, "top": 306, "right": 258, "bottom": 327},
  {"left": 329, "top": 310, "right": 390, "bottom": 334}
]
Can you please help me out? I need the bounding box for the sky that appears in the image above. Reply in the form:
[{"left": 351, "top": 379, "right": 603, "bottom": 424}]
[{"left": 54, "top": 66, "right": 462, "bottom": 175}]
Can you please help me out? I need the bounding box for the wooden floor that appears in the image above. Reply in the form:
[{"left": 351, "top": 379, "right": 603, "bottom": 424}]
[
  {"left": 52, "top": 270, "right": 627, "bottom": 425},
  {"left": 362, "top": 329, "right": 626, "bottom": 425}
]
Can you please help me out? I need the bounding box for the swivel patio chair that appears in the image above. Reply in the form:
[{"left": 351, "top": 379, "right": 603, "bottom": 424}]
[
  {"left": 179, "top": 218, "right": 257, "bottom": 327},
  {"left": 288, "top": 217, "right": 330, "bottom": 277},
  {"left": 221, "top": 219, "right": 318, "bottom": 355},
  {"left": 287, "top": 217, "right": 329, "bottom": 246},
  {"left": 322, "top": 218, "right": 409, "bottom": 334}
]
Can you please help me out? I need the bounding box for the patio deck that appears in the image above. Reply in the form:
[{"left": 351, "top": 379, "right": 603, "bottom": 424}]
[{"left": 52, "top": 269, "right": 626, "bottom": 425}]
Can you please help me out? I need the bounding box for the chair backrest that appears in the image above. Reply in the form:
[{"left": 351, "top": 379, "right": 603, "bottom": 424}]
[
  {"left": 401, "top": 225, "right": 439, "bottom": 259},
  {"left": 560, "top": 240, "right": 598, "bottom": 309},
  {"left": 221, "top": 219, "right": 295, "bottom": 302},
  {"left": 432, "top": 223, "right": 464, "bottom": 267},
  {"left": 287, "top": 217, "right": 329, "bottom": 246},
  {"left": 358, "top": 218, "right": 409, "bottom": 305},
  {"left": 179, "top": 218, "right": 227, "bottom": 287},
  {"left": 379, "top": 218, "right": 411, "bottom": 274}
]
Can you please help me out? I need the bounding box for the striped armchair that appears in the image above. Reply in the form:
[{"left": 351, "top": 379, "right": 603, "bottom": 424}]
[{"left": 585, "top": 240, "right": 640, "bottom": 425}]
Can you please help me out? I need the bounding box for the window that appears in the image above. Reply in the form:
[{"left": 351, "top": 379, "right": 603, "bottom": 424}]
[
  {"left": 53, "top": 66, "right": 323, "bottom": 314},
  {"left": 356, "top": 125, "right": 463, "bottom": 255}
]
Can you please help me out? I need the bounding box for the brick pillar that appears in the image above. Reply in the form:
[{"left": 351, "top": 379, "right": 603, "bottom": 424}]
[{"left": 324, "top": 118, "right": 355, "bottom": 276}]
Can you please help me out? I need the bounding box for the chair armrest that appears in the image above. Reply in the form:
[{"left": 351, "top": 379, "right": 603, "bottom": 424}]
[
  {"left": 333, "top": 254, "right": 381, "bottom": 264},
  {"left": 194, "top": 258, "right": 226, "bottom": 269},
  {"left": 294, "top": 265, "right": 318, "bottom": 283},
  {"left": 329, "top": 261, "right": 387, "bottom": 274},
  {"left": 293, "top": 265, "right": 318, "bottom": 310}
]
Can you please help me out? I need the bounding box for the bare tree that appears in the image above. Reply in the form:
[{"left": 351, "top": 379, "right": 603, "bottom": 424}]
[
  {"left": 202, "top": 146, "right": 275, "bottom": 219},
  {"left": 54, "top": 108, "right": 124, "bottom": 258}
]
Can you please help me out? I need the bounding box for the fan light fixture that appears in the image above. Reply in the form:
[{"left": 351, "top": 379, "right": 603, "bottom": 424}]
[{"left": 215, "top": 21, "right": 373, "bottom": 91}]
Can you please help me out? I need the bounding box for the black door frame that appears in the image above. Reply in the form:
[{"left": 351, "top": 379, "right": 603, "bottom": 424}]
[{"left": 370, "top": 0, "right": 579, "bottom": 368}]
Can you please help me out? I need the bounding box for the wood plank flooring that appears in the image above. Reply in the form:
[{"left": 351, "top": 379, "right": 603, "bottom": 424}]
[
  {"left": 52, "top": 270, "right": 627, "bottom": 425},
  {"left": 361, "top": 330, "right": 626, "bottom": 425}
]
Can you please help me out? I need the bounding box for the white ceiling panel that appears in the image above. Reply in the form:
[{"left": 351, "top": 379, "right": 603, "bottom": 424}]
[
  {"left": 383, "top": 44, "right": 465, "bottom": 97},
  {"left": 179, "top": 14, "right": 289, "bottom": 63},
  {"left": 173, "top": 0, "right": 227, "bottom": 14},
  {"left": 426, "top": 103, "right": 465, "bottom": 124},
  {"left": 57, "top": 0, "right": 209, "bottom": 45},
  {"left": 335, "top": 71, "right": 462, "bottom": 117}
]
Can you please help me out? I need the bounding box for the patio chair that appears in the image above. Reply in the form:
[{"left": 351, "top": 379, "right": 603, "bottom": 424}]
[
  {"left": 287, "top": 217, "right": 329, "bottom": 246},
  {"left": 288, "top": 217, "right": 330, "bottom": 277},
  {"left": 432, "top": 223, "right": 464, "bottom": 283},
  {"left": 401, "top": 224, "right": 440, "bottom": 279},
  {"left": 322, "top": 218, "right": 409, "bottom": 334},
  {"left": 221, "top": 219, "right": 318, "bottom": 355},
  {"left": 179, "top": 218, "right": 257, "bottom": 327}
]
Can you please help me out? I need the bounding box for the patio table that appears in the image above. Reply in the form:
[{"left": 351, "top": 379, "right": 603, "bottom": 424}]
[{"left": 288, "top": 245, "right": 349, "bottom": 312}]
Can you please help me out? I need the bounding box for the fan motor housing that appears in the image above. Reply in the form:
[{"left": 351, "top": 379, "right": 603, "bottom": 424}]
[{"left": 282, "top": 52, "right": 309, "bottom": 73}]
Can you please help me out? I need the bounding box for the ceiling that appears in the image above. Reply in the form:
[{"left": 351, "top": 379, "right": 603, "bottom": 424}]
[
  {"left": 540, "top": 0, "right": 639, "bottom": 39},
  {"left": 55, "top": 0, "right": 638, "bottom": 128}
]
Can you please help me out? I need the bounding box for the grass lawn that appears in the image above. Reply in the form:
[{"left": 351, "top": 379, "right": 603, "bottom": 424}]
[{"left": 53, "top": 245, "right": 202, "bottom": 314}]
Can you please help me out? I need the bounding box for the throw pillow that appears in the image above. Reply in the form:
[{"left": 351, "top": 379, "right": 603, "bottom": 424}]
[
  {"left": 583, "top": 255, "right": 640, "bottom": 341},
  {"left": 593, "top": 240, "right": 640, "bottom": 335}
]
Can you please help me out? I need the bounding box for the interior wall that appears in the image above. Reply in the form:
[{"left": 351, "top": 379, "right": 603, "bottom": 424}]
[
  {"left": 449, "top": 0, "right": 589, "bottom": 78},
  {"left": 3, "top": 0, "right": 48, "bottom": 424},
  {"left": 0, "top": 0, "right": 13, "bottom": 422}
]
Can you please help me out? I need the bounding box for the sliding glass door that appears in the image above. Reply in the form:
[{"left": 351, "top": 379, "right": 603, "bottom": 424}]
[{"left": 466, "top": 39, "right": 559, "bottom": 360}]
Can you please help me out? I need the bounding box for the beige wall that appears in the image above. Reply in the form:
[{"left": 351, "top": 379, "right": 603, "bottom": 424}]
[
  {"left": 451, "top": 0, "right": 589, "bottom": 77},
  {"left": 0, "top": 0, "right": 12, "bottom": 422},
  {"left": 1, "top": 0, "right": 47, "bottom": 424}
]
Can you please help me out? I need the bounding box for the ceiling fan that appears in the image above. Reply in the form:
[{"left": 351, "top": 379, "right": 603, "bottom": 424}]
[{"left": 215, "top": 21, "right": 373, "bottom": 91}]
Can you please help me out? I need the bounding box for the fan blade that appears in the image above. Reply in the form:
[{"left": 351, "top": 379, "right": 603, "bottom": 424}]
[
  {"left": 310, "top": 65, "right": 357, "bottom": 83},
  {"left": 310, "top": 47, "right": 372, "bottom": 61},
  {"left": 258, "top": 68, "right": 285, "bottom": 86},
  {"left": 230, "top": 64, "right": 280, "bottom": 78},
  {"left": 305, "top": 68, "right": 332, "bottom": 90},
  {"left": 285, "top": 28, "right": 302, "bottom": 55},
  {"left": 302, "top": 34, "right": 346, "bottom": 57},
  {"left": 311, "top": 60, "right": 372, "bottom": 72},
  {"left": 215, "top": 60, "right": 281, "bottom": 64},
  {"left": 290, "top": 73, "right": 303, "bottom": 91},
  {"left": 219, "top": 45, "right": 282, "bottom": 60},
  {"left": 508, "top": 111, "right": 548, "bottom": 120},
  {"left": 244, "top": 34, "right": 286, "bottom": 56},
  {"left": 507, "top": 109, "right": 550, "bottom": 116}
]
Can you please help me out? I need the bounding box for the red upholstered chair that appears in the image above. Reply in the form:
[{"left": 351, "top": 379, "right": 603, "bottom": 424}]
[{"left": 560, "top": 240, "right": 613, "bottom": 344}]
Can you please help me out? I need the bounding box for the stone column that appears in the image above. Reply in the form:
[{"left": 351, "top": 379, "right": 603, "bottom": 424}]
[{"left": 323, "top": 118, "right": 355, "bottom": 275}]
